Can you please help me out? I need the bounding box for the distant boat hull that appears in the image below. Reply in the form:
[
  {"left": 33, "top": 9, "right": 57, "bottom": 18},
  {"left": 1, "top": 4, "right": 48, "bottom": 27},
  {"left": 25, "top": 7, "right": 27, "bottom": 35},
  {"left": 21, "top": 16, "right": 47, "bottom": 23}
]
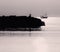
[
  {"left": 40, "top": 13, "right": 48, "bottom": 18},
  {"left": 41, "top": 16, "right": 48, "bottom": 18}
]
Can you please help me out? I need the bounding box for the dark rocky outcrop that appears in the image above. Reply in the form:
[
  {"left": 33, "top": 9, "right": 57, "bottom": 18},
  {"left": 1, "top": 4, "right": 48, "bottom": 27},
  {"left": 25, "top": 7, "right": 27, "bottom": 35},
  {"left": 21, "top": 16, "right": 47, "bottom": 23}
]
[{"left": 0, "top": 15, "right": 45, "bottom": 30}]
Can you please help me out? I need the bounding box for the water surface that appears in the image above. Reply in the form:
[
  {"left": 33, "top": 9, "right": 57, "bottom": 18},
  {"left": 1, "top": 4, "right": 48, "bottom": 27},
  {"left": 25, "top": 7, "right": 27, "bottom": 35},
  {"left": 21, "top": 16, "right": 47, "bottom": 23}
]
[{"left": 0, "top": 17, "right": 60, "bottom": 52}]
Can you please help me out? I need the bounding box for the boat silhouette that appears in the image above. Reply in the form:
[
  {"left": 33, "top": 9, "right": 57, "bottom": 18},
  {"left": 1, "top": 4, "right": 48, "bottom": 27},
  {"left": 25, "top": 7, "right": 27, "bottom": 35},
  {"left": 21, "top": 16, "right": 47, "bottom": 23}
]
[
  {"left": 41, "top": 16, "right": 48, "bottom": 18},
  {"left": 41, "top": 13, "right": 48, "bottom": 18},
  {"left": 0, "top": 14, "right": 45, "bottom": 31}
]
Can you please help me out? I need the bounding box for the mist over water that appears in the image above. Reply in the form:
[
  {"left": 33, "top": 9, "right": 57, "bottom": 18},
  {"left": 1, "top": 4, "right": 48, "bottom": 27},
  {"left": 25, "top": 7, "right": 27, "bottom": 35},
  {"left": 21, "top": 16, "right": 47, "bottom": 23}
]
[{"left": 0, "top": 17, "right": 60, "bottom": 52}]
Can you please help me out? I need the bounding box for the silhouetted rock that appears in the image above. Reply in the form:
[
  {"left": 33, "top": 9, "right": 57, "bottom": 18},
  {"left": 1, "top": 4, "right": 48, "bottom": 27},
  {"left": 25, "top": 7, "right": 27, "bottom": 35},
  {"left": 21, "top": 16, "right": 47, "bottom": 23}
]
[{"left": 0, "top": 15, "right": 45, "bottom": 30}]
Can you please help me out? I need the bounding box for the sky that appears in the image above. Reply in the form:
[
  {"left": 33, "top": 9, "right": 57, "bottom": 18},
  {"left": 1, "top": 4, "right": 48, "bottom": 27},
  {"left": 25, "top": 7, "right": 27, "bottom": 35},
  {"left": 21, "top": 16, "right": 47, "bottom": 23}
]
[{"left": 0, "top": 0, "right": 60, "bottom": 17}]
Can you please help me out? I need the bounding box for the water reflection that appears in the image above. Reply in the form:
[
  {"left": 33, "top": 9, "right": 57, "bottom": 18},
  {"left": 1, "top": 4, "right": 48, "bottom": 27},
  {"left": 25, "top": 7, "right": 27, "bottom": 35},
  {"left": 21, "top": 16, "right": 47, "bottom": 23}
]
[{"left": 0, "top": 36, "right": 48, "bottom": 52}]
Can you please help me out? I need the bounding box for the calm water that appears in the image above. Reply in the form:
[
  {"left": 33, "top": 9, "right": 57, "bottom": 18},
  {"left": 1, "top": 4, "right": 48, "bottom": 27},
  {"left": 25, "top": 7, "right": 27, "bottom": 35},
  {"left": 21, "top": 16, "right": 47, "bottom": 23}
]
[{"left": 0, "top": 17, "right": 60, "bottom": 52}]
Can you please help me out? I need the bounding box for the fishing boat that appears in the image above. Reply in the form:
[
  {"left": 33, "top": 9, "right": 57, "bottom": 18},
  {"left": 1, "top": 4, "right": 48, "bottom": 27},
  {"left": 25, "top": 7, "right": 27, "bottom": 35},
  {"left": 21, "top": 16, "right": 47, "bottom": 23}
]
[{"left": 41, "top": 13, "right": 48, "bottom": 18}]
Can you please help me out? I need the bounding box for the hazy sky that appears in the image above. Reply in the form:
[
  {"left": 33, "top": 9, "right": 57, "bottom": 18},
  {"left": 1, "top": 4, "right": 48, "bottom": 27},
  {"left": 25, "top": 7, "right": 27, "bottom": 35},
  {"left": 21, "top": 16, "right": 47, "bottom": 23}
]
[{"left": 0, "top": 0, "right": 60, "bottom": 16}]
